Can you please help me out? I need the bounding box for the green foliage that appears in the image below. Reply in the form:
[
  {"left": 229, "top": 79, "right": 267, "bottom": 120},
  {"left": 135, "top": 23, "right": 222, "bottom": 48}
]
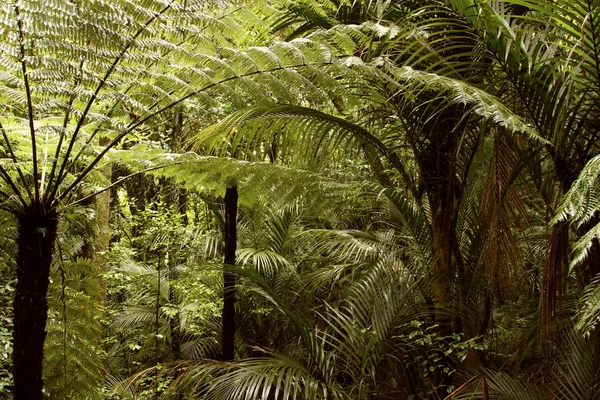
[
  {"left": 0, "top": 283, "right": 13, "bottom": 397},
  {"left": 118, "top": 258, "right": 477, "bottom": 399},
  {"left": 452, "top": 326, "right": 600, "bottom": 400},
  {"left": 105, "top": 198, "right": 222, "bottom": 389},
  {"left": 554, "top": 154, "right": 600, "bottom": 269},
  {"left": 2, "top": 0, "right": 600, "bottom": 398},
  {"left": 43, "top": 207, "right": 105, "bottom": 399},
  {"left": 0, "top": 0, "right": 360, "bottom": 211},
  {"left": 0, "top": 213, "right": 16, "bottom": 397}
]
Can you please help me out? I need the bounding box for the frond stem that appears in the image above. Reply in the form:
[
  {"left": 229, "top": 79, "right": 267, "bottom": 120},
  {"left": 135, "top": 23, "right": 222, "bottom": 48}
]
[
  {"left": 585, "top": 0, "right": 600, "bottom": 94},
  {"left": 49, "top": 3, "right": 173, "bottom": 204},
  {"left": 0, "top": 165, "right": 27, "bottom": 208},
  {"left": 69, "top": 39, "right": 188, "bottom": 169},
  {"left": 57, "top": 61, "right": 331, "bottom": 202},
  {"left": 44, "top": 59, "right": 85, "bottom": 199},
  {"left": 15, "top": 4, "right": 39, "bottom": 203},
  {"left": 0, "top": 122, "right": 33, "bottom": 200}
]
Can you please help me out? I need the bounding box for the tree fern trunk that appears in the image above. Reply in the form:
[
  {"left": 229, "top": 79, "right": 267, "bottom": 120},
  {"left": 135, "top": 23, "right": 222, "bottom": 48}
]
[
  {"left": 13, "top": 205, "right": 59, "bottom": 400},
  {"left": 222, "top": 186, "right": 237, "bottom": 361}
]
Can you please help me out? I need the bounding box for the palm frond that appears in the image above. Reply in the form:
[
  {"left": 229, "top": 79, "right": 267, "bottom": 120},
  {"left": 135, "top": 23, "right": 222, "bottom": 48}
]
[{"left": 452, "top": 370, "right": 544, "bottom": 399}]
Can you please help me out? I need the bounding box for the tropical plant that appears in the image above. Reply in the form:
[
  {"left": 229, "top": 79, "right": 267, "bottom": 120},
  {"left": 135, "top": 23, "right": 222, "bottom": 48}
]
[
  {"left": 105, "top": 200, "right": 222, "bottom": 375},
  {"left": 116, "top": 225, "right": 480, "bottom": 399},
  {"left": 103, "top": 0, "right": 600, "bottom": 396},
  {"left": 0, "top": 0, "right": 366, "bottom": 396},
  {"left": 196, "top": 0, "right": 600, "bottom": 360}
]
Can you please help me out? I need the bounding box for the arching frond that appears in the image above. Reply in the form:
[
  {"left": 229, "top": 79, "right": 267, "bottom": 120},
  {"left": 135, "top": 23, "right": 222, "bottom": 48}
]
[
  {"left": 105, "top": 146, "right": 361, "bottom": 212},
  {"left": 192, "top": 104, "right": 412, "bottom": 185},
  {"left": 553, "top": 154, "right": 600, "bottom": 269},
  {"left": 452, "top": 370, "right": 544, "bottom": 399},
  {"left": 237, "top": 248, "right": 292, "bottom": 279},
  {"left": 383, "top": 66, "right": 545, "bottom": 143},
  {"left": 1, "top": 0, "right": 373, "bottom": 210},
  {"left": 116, "top": 355, "right": 348, "bottom": 400},
  {"left": 553, "top": 326, "right": 600, "bottom": 400}
]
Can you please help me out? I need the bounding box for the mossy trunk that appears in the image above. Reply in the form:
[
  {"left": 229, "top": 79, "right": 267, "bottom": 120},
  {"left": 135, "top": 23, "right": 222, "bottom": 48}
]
[
  {"left": 222, "top": 186, "right": 238, "bottom": 361},
  {"left": 13, "top": 205, "right": 59, "bottom": 400}
]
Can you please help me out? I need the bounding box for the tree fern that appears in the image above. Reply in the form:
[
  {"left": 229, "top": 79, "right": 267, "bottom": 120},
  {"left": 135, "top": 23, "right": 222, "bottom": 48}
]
[
  {"left": 105, "top": 145, "right": 365, "bottom": 215},
  {"left": 1, "top": 0, "right": 383, "bottom": 391}
]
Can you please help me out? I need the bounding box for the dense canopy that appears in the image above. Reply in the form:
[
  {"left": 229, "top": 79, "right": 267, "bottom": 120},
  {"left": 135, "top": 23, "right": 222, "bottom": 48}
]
[{"left": 1, "top": 0, "right": 600, "bottom": 398}]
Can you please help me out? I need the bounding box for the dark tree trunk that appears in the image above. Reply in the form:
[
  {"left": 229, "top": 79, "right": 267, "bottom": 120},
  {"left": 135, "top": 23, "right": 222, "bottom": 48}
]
[
  {"left": 13, "top": 204, "right": 59, "bottom": 400},
  {"left": 167, "top": 256, "right": 182, "bottom": 360},
  {"left": 222, "top": 186, "right": 238, "bottom": 361},
  {"left": 430, "top": 198, "right": 456, "bottom": 395},
  {"left": 413, "top": 111, "right": 463, "bottom": 395}
]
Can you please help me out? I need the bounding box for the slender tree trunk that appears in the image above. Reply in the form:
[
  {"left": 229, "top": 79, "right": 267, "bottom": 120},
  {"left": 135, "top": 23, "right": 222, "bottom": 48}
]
[
  {"left": 93, "top": 189, "right": 111, "bottom": 294},
  {"left": 222, "top": 186, "right": 238, "bottom": 361},
  {"left": 169, "top": 185, "right": 187, "bottom": 361},
  {"left": 81, "top": 186, "right": 111, "bottom": 302},
  {"left": 169, "top": 284, "right": 182, "bottom": 360},
  {"left": 178, "top": 187, "right": 188, "bottom": 226},
  {"left": 538, "top": 221, "right": 569, "bottom": 351},
  {"left": 431, "top": 215, "right": 453, "bottom": 336},
  {"left": 13, "top": 204, "right": 59, "bottom": 400}
]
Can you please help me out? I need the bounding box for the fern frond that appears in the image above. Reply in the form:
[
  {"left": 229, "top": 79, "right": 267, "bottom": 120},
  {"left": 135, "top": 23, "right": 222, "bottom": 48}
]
[
  {"left": 106, "top": 146, "right": 361, "bottom": 211},
  {"left": 378, "top": 188, "right": 433, "bottom": 266},
  {"left": 553, "top": 326, "right": 599, "bottom": 400},
  {"left": 553, "top": 154, "right": 600, "bottom": 269},
  {"left": 575, "top": 274, "right": 600, "bottom": 335},
  {"left": 193, "top": 104, "right": 409, "bottom": 178},
  {"left": 113, "top": 306, "right": 161, "bottom": 332}
]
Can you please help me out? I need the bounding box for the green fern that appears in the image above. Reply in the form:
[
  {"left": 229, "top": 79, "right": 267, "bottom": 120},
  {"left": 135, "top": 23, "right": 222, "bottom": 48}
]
[
  {"left": 44, "top": 210, "right": 105, "bottom": 399},
  {"left": 554, "top": 154, "right": 600, "bottom": 270}
]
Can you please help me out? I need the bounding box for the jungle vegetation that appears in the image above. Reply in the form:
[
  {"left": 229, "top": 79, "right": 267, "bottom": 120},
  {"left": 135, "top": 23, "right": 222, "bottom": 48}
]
[{"left": 0, "top": 0, "right": 600, "bottom": 398}]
